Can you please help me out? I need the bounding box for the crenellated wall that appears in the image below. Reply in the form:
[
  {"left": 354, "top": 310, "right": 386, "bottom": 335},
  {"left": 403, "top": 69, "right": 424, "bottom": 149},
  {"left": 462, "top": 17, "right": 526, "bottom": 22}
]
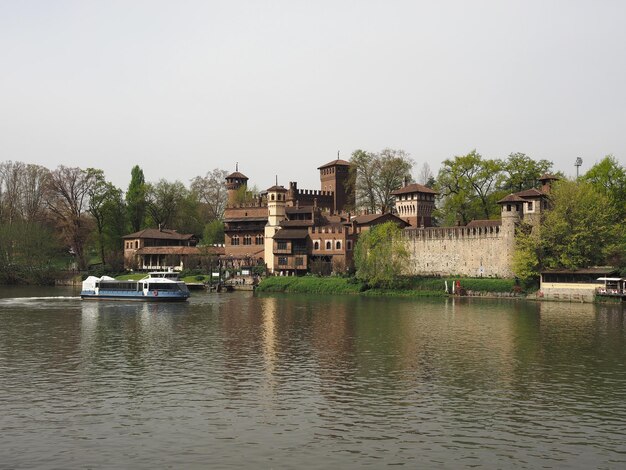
[{"left": 403, "top": 223, "right": 516, "bottom": 278}]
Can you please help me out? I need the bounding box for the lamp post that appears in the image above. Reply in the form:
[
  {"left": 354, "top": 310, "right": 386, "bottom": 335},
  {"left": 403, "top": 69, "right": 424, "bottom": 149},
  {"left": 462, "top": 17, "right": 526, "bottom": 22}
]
[{"left": 575, "top": 157, "right": 583, "bottom": 179}]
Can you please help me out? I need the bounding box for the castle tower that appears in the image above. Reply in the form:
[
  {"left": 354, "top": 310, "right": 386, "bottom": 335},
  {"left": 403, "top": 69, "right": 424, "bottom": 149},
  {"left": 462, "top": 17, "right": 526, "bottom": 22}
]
[
  {"left": 317, "top": 159, "right": 354, "bottom": 213},
  {"left": 225, "top": 165, "right": 249, "bottom": 206},
  {"left": 497, "top": 194, "right": 525, "bottom": 277},
  {"left": 538, "top": 173, "right": 559, "bottom": 194},
  {"left": 264, "top": 183, "right": 288, "bottom": 273},
  {"left": 391, "top": 183, "right": 438, "bottom": 227}
]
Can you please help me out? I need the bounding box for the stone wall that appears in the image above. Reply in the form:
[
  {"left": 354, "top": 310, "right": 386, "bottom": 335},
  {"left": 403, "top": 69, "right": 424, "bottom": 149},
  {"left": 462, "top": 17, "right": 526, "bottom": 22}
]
[{"left": 403, "top": 225, "right": 515, "bottom": 278}]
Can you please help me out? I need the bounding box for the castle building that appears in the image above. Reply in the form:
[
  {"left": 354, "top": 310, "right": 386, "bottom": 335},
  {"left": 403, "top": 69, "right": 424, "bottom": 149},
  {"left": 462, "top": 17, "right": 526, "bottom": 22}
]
[
  {"left": 222, "top": 158, "right": 407, "bottom": 274},
  {"left": 222, "top": 159, "right": 557, "bottom": 278},
  {"left": 402, "top": 176, "right": 556, "bottom": 278}
]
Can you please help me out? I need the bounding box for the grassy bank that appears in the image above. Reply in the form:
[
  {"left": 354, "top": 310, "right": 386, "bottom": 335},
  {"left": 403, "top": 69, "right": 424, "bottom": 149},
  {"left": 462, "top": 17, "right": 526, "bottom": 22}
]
[
  {"left": 255, "top": 276, "right": 366, "bottom": 294},
  {"left": 256, "top": 275, "right": 523, "bottom": 297}
]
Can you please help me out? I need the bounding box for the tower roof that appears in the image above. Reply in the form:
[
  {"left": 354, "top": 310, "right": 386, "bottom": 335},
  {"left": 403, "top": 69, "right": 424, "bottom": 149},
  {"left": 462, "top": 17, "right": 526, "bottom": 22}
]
[
  {"left": 497, "top": 194, "right": 527, "bottom": 204},
  {"left": 317, "top": 159, "right": 352, "bottom": 170},
  {"left": 538, "top": 173, "right": 559, "bottom": 182},
  {"left": 226, "top": 171, "right": 248, "bottom": 180},
  {"left": 392, "top": 183, "right": 438, "bottom": 196},
  {"left": 265, "top": 184, "right": 288, "bottom": 193}
]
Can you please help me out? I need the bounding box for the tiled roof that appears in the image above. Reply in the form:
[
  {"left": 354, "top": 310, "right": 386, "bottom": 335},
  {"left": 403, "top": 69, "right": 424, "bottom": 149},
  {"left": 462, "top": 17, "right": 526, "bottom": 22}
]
[
  {"left": 226, "top": 171, "right": 248, "bottom": 180},
  {"left": 392, "top": 183, "right": 438, "bottom": 195},
  {"left": 497, "top": 194, "right": 527, "bottom": 204},
  {"left": 514, "top": 188, "right": 545, "bottom": 198},
  {"left": 273, "top": 229, "right": 309, "bottom": 240},
  {"left": 123, "top": 228, "right": 195, "bottom": 240},
  {"left": 317, "top": 159, "right": 352, "bottom": 169}
]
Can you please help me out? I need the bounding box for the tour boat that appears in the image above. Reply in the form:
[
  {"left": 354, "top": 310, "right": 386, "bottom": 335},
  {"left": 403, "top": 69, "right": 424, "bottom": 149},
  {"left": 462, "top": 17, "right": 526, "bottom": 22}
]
[{"left": 80, "top": 271, "right": 190, "bottom": 302}]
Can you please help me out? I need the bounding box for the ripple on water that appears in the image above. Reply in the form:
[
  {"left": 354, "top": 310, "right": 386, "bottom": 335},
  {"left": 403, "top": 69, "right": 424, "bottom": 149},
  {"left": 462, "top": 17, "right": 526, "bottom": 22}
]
[{"left": 0, "top": 292, "right": 625, "bottom": 468}]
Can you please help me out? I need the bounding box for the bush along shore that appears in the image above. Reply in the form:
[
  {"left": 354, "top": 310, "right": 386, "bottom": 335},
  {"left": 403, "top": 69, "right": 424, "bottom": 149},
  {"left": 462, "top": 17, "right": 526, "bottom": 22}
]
[{"left": 255, "top": 275, "right": 531, "bottom": 298}]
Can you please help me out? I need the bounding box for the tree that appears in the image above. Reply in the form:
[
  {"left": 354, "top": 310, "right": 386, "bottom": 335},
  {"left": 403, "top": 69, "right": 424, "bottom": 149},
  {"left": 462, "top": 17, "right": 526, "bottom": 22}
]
[
  {"left": 512, "top": 222, "right": 541, "bottom": 280},
  {"left": 88, "top": 171, "right": 125, "bottom": 266},
  {"left": 145, "top": 179, "right": 188, "bottom": 229},
  {"left": 354, "top": 221, "right": 409, "bottom": 288},
  {"left": 350, "top": 148, "right": 414, "bottom": 213},
  {"left": 582, "top": 155, "right": 626, "bottom": 220},
  {"left": 540, "top": 180, "right": 617, "bottom": 270},
  {"left": 203, "top": 219, "right": 225, "bottom": 245},
  {"left": 190, "top": 168, "right": 229, "bottom": 220},
  {"left": 502, "top": 153, "right": 553, "bottom": 193},
  {"left": 435, "top": 150, "right": 504, "bottom": 225},
  {"left": 19, "top": 164, "right": 50, "bottom": 223},
  {"left": 46, "top": 166, "right": 99, "bottom": 270},
  {"left": 418, "top": 162, "right": 434, "bottom": 186},
  {"left": 126, "top": 165, "right": 147, "bottom": 232}
]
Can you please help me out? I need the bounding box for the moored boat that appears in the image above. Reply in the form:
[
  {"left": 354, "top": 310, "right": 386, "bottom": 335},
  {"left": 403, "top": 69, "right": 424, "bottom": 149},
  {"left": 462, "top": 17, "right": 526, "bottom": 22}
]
[{"left": 80, "top": 271, "right": 190, "bottom": 301}]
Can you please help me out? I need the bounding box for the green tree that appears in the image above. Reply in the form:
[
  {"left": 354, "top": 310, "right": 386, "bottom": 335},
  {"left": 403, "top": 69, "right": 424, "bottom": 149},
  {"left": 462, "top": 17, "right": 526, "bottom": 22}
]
[
  {"left": 126, "top": 165, "right": 147, "bottom": 232},
  {"left": 354, "top": 221, "right": 409, "bottom": 288},
  {"left": 582, "top": 155, "right": 626, "bottom": 219},
  {"left": 541, "top": 180, "right": 617, "bottom": 270},
  {"left": 435, "top": 150, "right": 504, "bottom": 225},
  {"left": 202, "top": 219, "right": 225, "bottom": 245},
  {"left": 502, "top": 153, "right": 553, "bottom": 192},
  {"left": 512, "top": 222, "right": 541, "bottom": 280},
  {"left": 350, "top": 148, "right": 414, "bottom": 213},
  {"left": 88, "top": 172, "right": 126, "bottom": 267}
]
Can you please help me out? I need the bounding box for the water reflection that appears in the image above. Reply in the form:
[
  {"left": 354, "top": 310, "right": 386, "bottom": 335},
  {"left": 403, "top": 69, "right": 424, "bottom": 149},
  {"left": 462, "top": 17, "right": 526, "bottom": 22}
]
[{"left": 1, "top": 291, "right": 625, "bottom": 468}]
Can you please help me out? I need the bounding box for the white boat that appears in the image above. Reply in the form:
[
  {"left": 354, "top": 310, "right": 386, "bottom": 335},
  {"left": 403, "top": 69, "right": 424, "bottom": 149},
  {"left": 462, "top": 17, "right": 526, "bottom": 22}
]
[{"left": 80, "top": 271, "right": 190, "bottom": 302}]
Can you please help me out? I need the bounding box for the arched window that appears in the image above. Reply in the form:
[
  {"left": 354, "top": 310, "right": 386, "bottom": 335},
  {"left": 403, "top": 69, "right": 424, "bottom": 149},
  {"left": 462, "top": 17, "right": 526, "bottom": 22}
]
[
  {"left": 314, "top": 241, "right": 320, "bottom": 250},
  {"left": 232, "top": 235, "right": 240, "bottom": 246},
  {"left": 243, "top": 235, "right": 252, "bottom": 245},
  {"left": 255, "top": 235, "right": 263, "bottom": 245},
  {"left": 326, "top": 241, "right": 332, "bottom": 250},
  {"left": 347, "top": 240, "right": 353, "bottom": 250},
  {"left": 335, "top": 241, "right": 341, "bottom": 250}
]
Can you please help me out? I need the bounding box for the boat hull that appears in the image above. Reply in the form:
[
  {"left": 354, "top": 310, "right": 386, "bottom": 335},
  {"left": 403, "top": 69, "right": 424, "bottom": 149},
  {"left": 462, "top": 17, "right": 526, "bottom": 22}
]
[{"left": 80, "top": 294, "right": 189, "bottom": 302}]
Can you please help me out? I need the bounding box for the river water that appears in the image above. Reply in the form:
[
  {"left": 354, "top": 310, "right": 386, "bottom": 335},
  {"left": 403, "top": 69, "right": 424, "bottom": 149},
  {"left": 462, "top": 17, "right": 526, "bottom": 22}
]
[{"left": 0, "top": 287, "right": 625, "bottom": 469}]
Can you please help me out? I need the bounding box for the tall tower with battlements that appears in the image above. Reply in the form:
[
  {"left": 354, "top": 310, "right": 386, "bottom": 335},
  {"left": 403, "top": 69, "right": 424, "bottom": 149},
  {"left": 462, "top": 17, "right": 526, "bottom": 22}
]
[{"left": 317, "top": 159, "right": 354, "bottom": 213}]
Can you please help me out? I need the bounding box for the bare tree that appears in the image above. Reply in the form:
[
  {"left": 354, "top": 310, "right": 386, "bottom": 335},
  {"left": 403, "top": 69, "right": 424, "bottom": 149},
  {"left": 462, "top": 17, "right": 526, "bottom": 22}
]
[
  {"left": 46, "top": 166, "right": 99, "bottom": 270},
  {"left": 20, "top": 164, "right": 50, "bottom": 223},
  {"left": 418, "top": 162, "right": 434, "bottom": 186},
  {"left": 190, "top": 168, "right": 229, "bottom": 220},
  {"left": 350, "top": 148, "right": 414, "bottom": 213},
  {"left": 0, "top": 161, "right": 25, "bottom": 225}
]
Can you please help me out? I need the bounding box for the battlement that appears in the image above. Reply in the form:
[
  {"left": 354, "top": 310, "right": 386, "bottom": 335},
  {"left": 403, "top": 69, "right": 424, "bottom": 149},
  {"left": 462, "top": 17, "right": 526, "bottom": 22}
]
[
  {"left": 404, "top": 224, "right": 503, "bottom": 240},
  {"left": 295, "top": 188, "right": 334, "bottom": 197}
]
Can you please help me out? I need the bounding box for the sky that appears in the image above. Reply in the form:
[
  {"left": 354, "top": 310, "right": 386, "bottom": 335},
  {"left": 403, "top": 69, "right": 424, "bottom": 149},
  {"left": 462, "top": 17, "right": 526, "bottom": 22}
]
[{"left": 1, "top": 0, "right": 625, "bottom": 192}]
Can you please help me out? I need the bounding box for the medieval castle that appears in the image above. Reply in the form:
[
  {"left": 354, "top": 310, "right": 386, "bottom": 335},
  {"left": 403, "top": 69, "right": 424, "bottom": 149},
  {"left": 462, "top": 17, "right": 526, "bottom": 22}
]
[{"left": 222, "top": 159, "right": 557, "bottom": 278}]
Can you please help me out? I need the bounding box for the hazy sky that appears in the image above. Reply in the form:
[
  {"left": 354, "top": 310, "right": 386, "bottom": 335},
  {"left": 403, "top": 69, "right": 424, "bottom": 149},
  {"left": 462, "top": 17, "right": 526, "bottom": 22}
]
[{"left": 1, "top": 0, "right": 625, "bottom": 191}]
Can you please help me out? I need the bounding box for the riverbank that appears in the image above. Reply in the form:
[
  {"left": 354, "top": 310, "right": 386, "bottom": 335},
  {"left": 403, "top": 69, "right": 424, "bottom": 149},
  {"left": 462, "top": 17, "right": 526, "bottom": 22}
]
[{"left": 255, "top": 276, "right": 525, "bottom": 298}]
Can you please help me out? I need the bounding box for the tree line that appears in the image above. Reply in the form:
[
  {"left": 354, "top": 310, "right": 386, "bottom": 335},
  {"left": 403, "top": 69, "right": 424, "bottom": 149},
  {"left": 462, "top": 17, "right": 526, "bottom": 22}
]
[{"left": 0, "top": 162, "right": 229, "bottom": 282}]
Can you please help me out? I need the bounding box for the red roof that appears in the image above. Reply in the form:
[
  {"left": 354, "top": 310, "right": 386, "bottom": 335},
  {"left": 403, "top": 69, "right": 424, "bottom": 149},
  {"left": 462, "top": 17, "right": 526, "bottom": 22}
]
[
  {"left": 392, "top": 183, "right": 438, "bottom": 195},
  {"left": 317, "top": 159, "right": 352, "bottom": 169},
  {"left": 123, "top": 228, "right": 195, "bottom": 241},
  {"left": 514, "top": 188, "right": 545, "bottom": 198},
  {"left": 226, "top": 171, "right": 248, "bottom": 180},
  {"left": 465, "top": 219, "right": 502, "bottom": 228},
  {"left": 497, "top": 194, "right": 527, "bottom": 204}
]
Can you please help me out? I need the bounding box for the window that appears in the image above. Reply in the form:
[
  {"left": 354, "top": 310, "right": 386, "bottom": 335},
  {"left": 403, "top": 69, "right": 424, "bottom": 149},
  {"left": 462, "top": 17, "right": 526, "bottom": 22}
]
[
  {"left": 335, "top": 241, "right": 341, "bottom": 250},
  {"left": 326, "top": 241, "right": 331, "bottom": 250},
  {"left": 277, "top": 241, "right": 287, "bottom": 250},
  {"left": 135, "top": 241, "right": 139, "bottom": 248},
  {"left": 243, "top": 235, "right": 252, "bottom": 245},
  {"left": 256, "top": 235, "right": 263, "bottom": 245},
  {"left": 295, "top": 257, "right": 304, "bottom": 267},
  {"left": 314, "top": 241, "right": 320, "bottom": 250},
  {"left": 347, "top": 240, "right": 352, "bottom": 250},
  {"left": 232, "top": 235, "right": 240, "bottom": 246},
  {"left": 278, "top": 256, "right": 288, "bottom": 266},
  {"left": 527, "top": 202, "right": 533, "bottom": 211}
]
